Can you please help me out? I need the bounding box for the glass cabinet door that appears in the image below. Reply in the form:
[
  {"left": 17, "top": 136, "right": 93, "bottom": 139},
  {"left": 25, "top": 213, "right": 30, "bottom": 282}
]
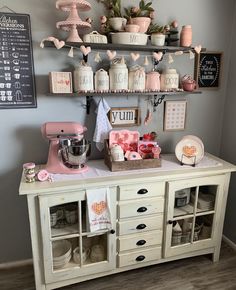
[
  {"left": 38, "top": 188, "right": 116, "bottom": 284},
  {"left": 164, "top": 175, "right": 225, "bottom": 258}
]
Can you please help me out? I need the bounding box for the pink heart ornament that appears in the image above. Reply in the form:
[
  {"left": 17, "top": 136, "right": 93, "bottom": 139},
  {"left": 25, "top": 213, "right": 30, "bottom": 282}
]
[
  {"left": 54, "top": 39, "right": 65, "bottom": 49},
  {"left": 107, "top": 50, "right": 117, "bottom": 60},
  {"left": 194, "top": 45, "right": 202, "bottom": 54},
  {"left": 153, "top": 52, "right": 163, "bottom": 61},
  {"left": 80, "top": 45, "right": 91, "bottom": 56},
  {"left": 130, "top": 52, "right": 140, "bottom": 61}
]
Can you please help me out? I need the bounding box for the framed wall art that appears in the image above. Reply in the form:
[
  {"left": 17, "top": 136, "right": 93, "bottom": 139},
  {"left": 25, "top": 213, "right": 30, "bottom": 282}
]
[
  {"left": 109, "top": 107, "right": 140, "bottom": 127},
  {"left": 194, "top": 51, "right": 222, "bottom": 89},
  {"left": 163, "top": 100, "right": 187, "bottom": 131}
]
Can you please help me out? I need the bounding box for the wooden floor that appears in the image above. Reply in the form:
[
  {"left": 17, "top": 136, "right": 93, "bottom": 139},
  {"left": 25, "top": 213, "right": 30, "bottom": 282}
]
[{"left": 0, "top": 242, "right": 235, "bottom": 290}]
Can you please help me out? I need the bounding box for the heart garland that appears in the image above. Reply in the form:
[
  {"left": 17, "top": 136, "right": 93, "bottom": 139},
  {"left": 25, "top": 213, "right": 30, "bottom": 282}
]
[
  {"left": 107, "top": 50, "right": 117, "bottom": 60},
  {"left": 40, "top": 36, "right": 65, "bottom": 49},
  {"left": 80, "top": 45, "right": 91, "bottom": 56},
  {"left": 153, "top": 51, "right": 163, "bottom": 62},
  {"left": 194, "top": 45, "right": 202, "bottom": 54},
  {"left": 130, "top": 52, "right": 140, "bottom": 62}
]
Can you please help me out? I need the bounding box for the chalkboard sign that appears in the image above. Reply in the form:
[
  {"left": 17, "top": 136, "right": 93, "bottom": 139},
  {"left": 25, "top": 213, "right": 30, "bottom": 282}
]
[
  {"left": 194, "top": 52, "right": 222, "bottom": 89},
  {"left": 0, "top": 12, "right": 36, "bottom": 109}
]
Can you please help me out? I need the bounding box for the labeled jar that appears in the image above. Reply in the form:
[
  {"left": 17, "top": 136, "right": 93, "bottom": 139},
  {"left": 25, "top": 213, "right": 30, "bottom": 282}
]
[
  {"left": 23, "top": 162, "right": 36, "bottom": 183},
  {"left": 74, "top": 62, "right": 94, "bottom": 92},
  {"left": 95, "top": 69, "right": 109, "bottom": 91},
  {"left": 180, "top": 25, "right": 192, "bottom": 47},
  {"left": 160, "top": 69, "right": 179, "bottom": 90},
  {"left": 128, "top": 65, "right": 145, "bottom": 91},
  {"left": 109, "top": 57, "right": 128, "bottom": 91}
]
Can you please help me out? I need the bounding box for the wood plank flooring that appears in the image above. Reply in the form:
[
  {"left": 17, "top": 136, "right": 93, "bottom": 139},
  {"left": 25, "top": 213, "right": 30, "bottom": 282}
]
[{"left": 0, "top": 242, "right": 235, "bottom": 290}]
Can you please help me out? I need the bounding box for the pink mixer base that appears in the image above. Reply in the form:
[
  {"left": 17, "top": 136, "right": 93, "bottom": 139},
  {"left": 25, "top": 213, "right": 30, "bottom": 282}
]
[{"left": 45, "top": 163, "right": 89, "bottom": 174}]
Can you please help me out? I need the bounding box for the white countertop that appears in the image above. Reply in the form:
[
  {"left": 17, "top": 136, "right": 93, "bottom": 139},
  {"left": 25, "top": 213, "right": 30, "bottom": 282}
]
[{"left": 19, "top": 153, "right": 236, "bottom": 195}]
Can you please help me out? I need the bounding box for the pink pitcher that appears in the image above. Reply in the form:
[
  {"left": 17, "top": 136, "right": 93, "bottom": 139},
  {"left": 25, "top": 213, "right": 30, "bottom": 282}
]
[
  {"left": 145, "top": 71, "right": 160, "bottom": 91},
  {"left": 181, "top": 75, "right": 197, "bottom": 92}
]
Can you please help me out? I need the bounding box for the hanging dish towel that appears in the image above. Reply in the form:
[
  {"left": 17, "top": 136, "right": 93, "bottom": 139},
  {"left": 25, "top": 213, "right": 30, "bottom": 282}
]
[
  {"left": 86, "top": 187, "right": 112, "bottom": 232},
  {"left": 93, "top": 97, "right": 112, "bottom": 151}
]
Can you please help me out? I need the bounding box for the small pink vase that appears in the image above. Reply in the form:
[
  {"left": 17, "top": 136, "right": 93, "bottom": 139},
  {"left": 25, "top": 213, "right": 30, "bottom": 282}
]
[{"left": 130, "top": 17, "right": 151, "bottom": 33}]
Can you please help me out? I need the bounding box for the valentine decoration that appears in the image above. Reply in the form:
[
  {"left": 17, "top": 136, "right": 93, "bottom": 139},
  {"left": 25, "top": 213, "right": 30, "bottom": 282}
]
[{"left": 56, "top": 0, "right": 91, "bottom": 42}]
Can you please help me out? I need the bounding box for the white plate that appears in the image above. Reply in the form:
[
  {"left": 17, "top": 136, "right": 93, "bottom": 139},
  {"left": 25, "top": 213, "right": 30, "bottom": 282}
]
[{"left": 175, "top": 135, "right": 204, "bottom": 165}]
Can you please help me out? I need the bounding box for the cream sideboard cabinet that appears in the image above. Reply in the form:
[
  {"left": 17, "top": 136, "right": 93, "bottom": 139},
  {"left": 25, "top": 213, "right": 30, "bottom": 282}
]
[{"left": 19, "top": 154, "right": 236, "bottom": 290}]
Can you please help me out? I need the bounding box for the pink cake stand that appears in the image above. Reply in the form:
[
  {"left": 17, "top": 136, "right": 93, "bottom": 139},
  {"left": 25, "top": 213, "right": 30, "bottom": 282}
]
[{"left": 56, "top": 0, "right": 91, "bottom": 42}]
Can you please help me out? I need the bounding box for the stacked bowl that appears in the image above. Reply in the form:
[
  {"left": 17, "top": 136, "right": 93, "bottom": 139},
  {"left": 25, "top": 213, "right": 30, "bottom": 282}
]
[{"left": 52, "top": 240, "right": 72, "bottom": 269}]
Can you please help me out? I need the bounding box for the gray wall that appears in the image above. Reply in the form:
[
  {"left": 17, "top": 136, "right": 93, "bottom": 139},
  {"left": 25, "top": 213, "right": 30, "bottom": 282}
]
[
  {"left": 0, "top": 0, "right": 235, "bottom": 263},
  {"left": 220, "top": 3, "right": 236, "bottom": 243}
]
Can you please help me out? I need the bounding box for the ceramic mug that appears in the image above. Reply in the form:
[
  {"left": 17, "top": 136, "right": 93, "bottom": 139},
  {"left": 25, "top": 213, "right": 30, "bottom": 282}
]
[
  {"left": 109, "top": 17, "right": 127, "bottom": 31},
  {"left": 182, "top": 80, "right": 197, "bottom": 92},
  {"left": 65, "top": 205, "right": 78, "bottom": 225},
  {"left": 73, "top": 247, "right": 90, "bottom": 264}
]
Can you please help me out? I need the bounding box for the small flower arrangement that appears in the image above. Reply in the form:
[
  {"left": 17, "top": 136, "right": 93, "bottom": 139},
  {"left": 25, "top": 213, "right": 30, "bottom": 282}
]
[
  {"left": 97, "top": 0, "right": 122, "bottom": 17},
  {"left": 124, "top": 0, "right": 155, "bottom": 19},
  {"left": 148, "top": 20, "right": 178, "bottom": 34}
]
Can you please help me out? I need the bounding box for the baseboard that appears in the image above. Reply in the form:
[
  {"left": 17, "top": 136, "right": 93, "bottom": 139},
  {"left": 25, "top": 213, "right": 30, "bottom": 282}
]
[
  {"left": 223, "top": 235, "right": 236, "bottom": 251},
  {"left": 0, "top": 258, "right": 33, "bottom": 270}
]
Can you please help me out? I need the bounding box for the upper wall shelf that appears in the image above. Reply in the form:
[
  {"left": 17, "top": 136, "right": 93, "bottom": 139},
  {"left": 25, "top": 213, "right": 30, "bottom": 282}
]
[{"left": 43, "top": 40, "right": 195, "bottom": 53}]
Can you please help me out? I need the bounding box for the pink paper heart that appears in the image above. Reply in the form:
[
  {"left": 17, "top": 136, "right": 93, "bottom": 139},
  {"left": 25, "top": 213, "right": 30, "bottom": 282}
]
[
  {"left": 194, "top": 45, "right": 202, "bottom": 54},
  {"left": 107, "top": 50, "right": 116, "bottom": 60},
  {"left": 153, "top": 51, "right": 163, "bottom": 61},
  {"left": 80, "top": 45, "right": 91, "bottom": 56},
  {"left": 130, "top": 52, "right": 140, "bottom": 61},
  {"left": 54, "top": 39, "right": 65, "bottom": 49}
]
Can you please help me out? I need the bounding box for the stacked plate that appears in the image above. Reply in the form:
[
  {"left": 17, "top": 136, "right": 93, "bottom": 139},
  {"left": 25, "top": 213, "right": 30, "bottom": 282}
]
[
  {"left": 175, "top": 135, "right": 204, "bottom": 165},
  {"left": 52, "top": 240, "right": 72, "bottom": 269},
  {"left": 191, "top": 192, "right": 215, "bottom": 211}
]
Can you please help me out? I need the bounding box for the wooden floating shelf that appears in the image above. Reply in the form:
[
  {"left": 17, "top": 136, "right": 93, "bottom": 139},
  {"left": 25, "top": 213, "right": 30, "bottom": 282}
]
[{"left": 47, "top": 91, "right": 202, "bottom": 97}]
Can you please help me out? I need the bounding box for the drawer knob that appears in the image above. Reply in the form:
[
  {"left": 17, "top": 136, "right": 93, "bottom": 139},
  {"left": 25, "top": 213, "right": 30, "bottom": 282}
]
[
  {"left": 137, "top": 206, "right": 147, "bottom": 213},
  {"left": 136, "top": 239, "right": 146, "bottom": 246},
  {"left": 110, "top": 229, "right": 115, "bottom": 234},
  {"left": 136, "top": 255, "right": 145, "bottom": 262},
  {"left": 137, "top": 188, "right": 148, "bottom": 195},
  {"left": 136, "top": 224, "right": 146, "bottom": 230}
]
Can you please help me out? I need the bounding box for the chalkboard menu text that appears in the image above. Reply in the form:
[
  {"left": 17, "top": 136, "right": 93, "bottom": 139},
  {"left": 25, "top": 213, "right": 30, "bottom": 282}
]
[
  {"left": 195, "top": 52, "right": 222, "bottom": 89},
  {"left": 0, "top": 12, "right": 36, "bottom": 109}
]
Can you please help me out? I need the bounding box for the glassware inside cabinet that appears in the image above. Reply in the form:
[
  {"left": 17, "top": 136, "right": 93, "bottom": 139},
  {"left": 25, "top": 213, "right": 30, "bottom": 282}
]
[
  {"left": 171, "top": 218, "right": 193, "bottom": 246},
  {"left": 50, "top": 202, "right": 79, "bottom": 237}
]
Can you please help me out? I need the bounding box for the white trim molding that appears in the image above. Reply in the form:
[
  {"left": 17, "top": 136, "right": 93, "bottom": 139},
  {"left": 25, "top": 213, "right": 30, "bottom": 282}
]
[{"left": 223, "top": 235, "right": 236, "bottom": 251}]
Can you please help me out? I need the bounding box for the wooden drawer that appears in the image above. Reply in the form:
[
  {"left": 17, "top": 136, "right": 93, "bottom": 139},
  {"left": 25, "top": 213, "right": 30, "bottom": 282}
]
[
  {"left": 118, "top": 230, "right": 163, "bottom": 252},
  {"left": 118, "top": 197, "right": 164, "bottom": 219},
  {"left": 118, "top": 182, "right": 165, "bottom": 201},
  {"left": 118, "top": 214, "right": 163, "bottom": 236},
  {"left": 118, "top": 246, "right": 162, "bottom": 268}
]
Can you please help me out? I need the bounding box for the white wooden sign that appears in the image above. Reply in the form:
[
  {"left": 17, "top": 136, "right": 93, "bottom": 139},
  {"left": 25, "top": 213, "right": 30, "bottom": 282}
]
[{"left": 109, "top": 107, "right": 140, "bottom": 127}]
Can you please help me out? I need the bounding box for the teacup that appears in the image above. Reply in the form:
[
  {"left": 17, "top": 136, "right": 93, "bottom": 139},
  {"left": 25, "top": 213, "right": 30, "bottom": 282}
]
[
  {"left": 73, "top": 247, "right": 90, "bottom": 264},
  {"left": 109, "top": 17, "right": 127, "bottom": 31},
  {"left": 50, "top": 207, "right": 64, "bottom": 227},
  {"left": 182, "top": 80, "right": 197, "bottom": 92}
]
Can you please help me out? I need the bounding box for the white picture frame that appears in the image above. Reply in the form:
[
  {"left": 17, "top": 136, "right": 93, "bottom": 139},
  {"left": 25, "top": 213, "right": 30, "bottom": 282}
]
[{"left": 164, "top": 100, "right": 187, "bottom": 131}]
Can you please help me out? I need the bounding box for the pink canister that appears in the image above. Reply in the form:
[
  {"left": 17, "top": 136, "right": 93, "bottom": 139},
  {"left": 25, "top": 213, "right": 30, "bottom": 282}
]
[
  {"left": 180, "top": 25, "right": 192, "bottom": 47},
  {"left": 145, "top": 71, "right": 160, "bottom": 91}
]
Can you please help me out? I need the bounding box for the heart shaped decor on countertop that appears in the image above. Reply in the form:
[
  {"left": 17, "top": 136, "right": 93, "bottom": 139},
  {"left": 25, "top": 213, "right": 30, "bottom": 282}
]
[
  {"left": 194, "top": 45, "right": 202, "bottom": 54},
  {"left": 153, "top": 51, "right": 163, "bottom": 61},
  {"left": 80, "top": 45, "right": 91, "bottom": 56},
  {"left": 107, "top": 50, "right": 117, "bottom": 60},
  {"left": 130, "top": 52, "right": 140, "bottom": 61}
]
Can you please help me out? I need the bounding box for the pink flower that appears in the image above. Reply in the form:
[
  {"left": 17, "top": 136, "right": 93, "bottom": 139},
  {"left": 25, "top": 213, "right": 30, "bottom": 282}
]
[
  {"left": 171, "top": 20, "right": 178, "bottom": 28},
  {"left": 149, "top": 11, "right": 155, "bottom": 19},
  {"left": 100, "top": 15, "right": 107, "bottom": 24}
]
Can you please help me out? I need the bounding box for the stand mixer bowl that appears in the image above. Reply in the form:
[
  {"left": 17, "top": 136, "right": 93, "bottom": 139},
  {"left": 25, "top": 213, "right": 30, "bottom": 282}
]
[{"left": 59, "top": 139, "right": 91, "bottom": 169}]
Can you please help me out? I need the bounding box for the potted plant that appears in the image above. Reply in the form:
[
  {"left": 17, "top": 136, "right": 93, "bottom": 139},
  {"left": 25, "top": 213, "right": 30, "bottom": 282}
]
[
  {"left": 148, "top": 23, "right": 167, "bottom": 46},
  {"left": 97, "top": 0, "right": 127, "bottom": 32},
  {"left": 124, "top": 0, "right": 155, "bottom": 33}
]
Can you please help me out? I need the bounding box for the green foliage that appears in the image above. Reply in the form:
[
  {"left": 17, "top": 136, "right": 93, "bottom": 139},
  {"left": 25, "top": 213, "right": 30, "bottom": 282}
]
[
  {"left": 97, "top": 0, "right": 122, "bottom": 17},
  {"left": 124, "top": 0, "right": 154, "bottom": 19},
  {"left": 147, "top": 23, "right": 165, "bottom": 34}
]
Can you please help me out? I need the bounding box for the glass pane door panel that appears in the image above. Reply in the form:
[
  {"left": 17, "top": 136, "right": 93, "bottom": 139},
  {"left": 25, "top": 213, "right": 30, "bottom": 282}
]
[
  {"left": 171, "top": 218, "right": 193, "bottom": 246},
  {"left": 196, "top": 214, "right": 213, "bottom": 240},
  {"left": 197, "top": 186, "right": 216, "bottom": 213},
  {"left": 83, "top": 234, "right": 108, "bottom": 265},
  {"left": 50, "top": 202, "right": 79, "bottom": 237},
  {"left": 174, "top": 187, "right": 196, "bottom": 218}
]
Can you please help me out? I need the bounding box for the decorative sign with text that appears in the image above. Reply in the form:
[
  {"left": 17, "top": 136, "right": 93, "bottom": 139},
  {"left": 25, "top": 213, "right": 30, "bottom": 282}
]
[
  {"left": 109, "top": 107, "right": 140, "bottom": 127},
  {"left": 0, "top": 13, "right": 36, "bottom": 109},
  {"left": 195, "top": 52, "right": 222, "bottom": 89}
]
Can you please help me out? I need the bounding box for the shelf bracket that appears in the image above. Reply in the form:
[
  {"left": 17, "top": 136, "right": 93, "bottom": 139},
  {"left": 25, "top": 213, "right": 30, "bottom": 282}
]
[
  {"left": 153, "top": 94, "right": 166, "bottom": 108},
  {"left": 86, "top": 96, "right": 92, "bottom": 114}
]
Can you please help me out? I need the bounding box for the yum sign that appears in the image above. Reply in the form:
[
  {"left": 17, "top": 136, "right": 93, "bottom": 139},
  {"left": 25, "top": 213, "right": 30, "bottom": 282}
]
[{"left": 109, "top": 107, "right": 140, "bottom": 127}]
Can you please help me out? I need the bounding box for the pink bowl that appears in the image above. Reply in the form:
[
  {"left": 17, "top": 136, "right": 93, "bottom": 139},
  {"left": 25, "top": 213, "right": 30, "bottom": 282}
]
[{"left": 125, "top": 24, "right": 140, "bottom": 33}]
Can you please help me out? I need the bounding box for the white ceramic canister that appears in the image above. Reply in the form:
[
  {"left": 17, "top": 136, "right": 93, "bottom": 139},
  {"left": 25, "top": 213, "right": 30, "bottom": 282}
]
[
  {"left": 109, "top": 57, "right": 128, "bottom": 91},
  {"left": 74, "top": 62, "right": 94, "bottom": 92},
  {"left": 160, "top": 68, "right": 179, "bottom": 90},
  {"left": 95, "top": 69, "right": 109, "bottom": 91},
  {"left": 128, "top": 65, "right": 146, "bottom": 91},
  {"left": 110, "top": 144, "right": 124, "bottom": 161}
]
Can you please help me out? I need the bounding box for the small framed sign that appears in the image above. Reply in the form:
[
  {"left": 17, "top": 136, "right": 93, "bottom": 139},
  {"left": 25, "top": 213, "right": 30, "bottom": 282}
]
[
  {"left": 194, "top": 51, "right": 222, "bottom": 89},
  {"left": 163, "top": 100, "right": 187, "bottom": 131},
  {"left": 109, "top": 107, "right": 140, "bottom": 127}
]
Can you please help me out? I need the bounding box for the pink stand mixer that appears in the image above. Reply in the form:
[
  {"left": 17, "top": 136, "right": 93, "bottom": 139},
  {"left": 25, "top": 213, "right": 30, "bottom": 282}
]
[{"left": 41, "top": 122, "right": 91, "bottom": 174}]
